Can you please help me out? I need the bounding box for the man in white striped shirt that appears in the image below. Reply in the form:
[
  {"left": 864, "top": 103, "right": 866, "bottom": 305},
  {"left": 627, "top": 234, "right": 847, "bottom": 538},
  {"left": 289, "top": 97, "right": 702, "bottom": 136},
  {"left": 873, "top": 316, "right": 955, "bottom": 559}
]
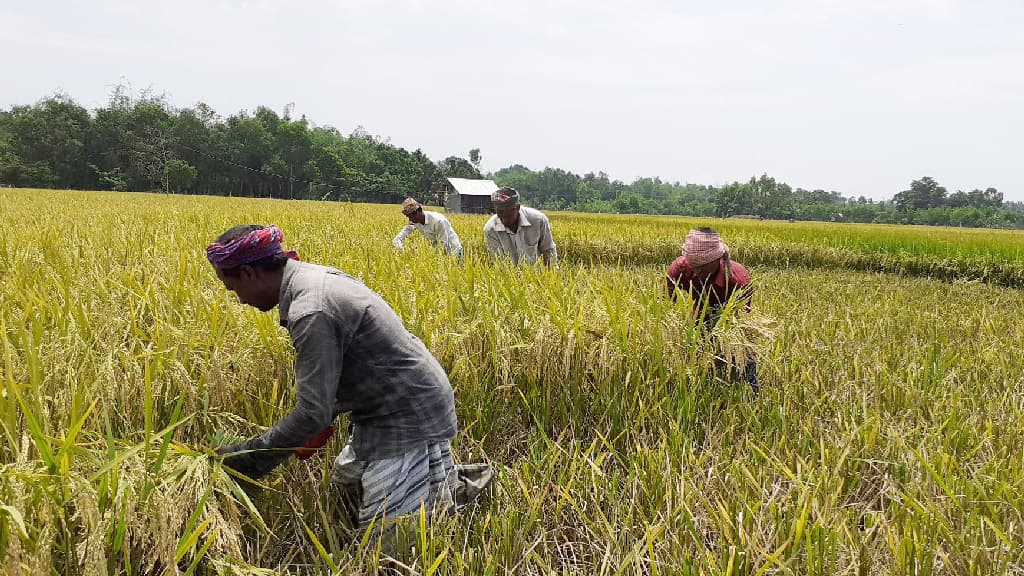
[{"left": 392, "top": 197, "right": 463, "bottom": 259}]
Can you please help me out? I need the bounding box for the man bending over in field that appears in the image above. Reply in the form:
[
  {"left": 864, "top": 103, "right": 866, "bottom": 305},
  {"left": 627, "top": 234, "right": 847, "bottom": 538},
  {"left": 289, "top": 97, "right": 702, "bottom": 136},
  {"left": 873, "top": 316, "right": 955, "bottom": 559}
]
[
  {"left": 206, "top": 224, "right": 492, "bottom": 528},
  {"left": 666, "top": 227, "right": 759, "bottom": 393},
  {"left": 392, "top": 197, "right": 463, "bottom": 260},
  {"left": 483, "top": 187, "right": 558, "bottom": 267}
]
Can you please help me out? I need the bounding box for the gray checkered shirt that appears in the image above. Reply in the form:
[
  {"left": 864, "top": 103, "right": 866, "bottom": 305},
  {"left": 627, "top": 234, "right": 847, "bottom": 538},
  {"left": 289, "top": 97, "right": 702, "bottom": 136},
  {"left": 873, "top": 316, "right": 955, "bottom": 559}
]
[{"left": 226, "top": 260, "right": 457, "bottom": 477}]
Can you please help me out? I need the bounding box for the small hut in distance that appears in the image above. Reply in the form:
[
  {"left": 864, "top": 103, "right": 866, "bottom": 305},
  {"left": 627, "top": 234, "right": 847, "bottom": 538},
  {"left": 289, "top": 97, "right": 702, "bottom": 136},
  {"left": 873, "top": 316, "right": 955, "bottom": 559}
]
[{"left": 443, "top": 177, "right": 499, "bottom": 214}]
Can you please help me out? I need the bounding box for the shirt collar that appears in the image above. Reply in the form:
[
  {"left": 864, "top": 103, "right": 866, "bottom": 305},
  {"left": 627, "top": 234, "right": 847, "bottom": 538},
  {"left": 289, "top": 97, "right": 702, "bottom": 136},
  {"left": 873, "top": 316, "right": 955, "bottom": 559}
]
[
  {"left": 491, "top": 208, "right": 532, "bottom": 233},
  {"left": 278, "top": 258, "right": 299, "bottom": 327},
  {"left": 415, "top": 211, "right": 434, "bottom": 227}
]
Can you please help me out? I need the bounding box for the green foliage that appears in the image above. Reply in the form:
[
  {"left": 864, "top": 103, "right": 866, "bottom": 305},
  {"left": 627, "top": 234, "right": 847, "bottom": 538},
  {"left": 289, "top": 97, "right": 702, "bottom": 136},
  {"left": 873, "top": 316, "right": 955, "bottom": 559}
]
[
  {"left": 612, "top": 192, "right": 648, "bottom": 213},
  {"left": 0, "top": 90, "right": 470, "bottom": 203},
  {"left": 164, "top": 159, "right": 198, "bottom": 193},
  {"left": 0, "top": 94, "right": 92, "bottom": 189},
  {"left": 437, "top": 155, "right": 482, "bottom": 180},
  {"left": 894, "top": 176, "right": 948, "bottom": 212}
]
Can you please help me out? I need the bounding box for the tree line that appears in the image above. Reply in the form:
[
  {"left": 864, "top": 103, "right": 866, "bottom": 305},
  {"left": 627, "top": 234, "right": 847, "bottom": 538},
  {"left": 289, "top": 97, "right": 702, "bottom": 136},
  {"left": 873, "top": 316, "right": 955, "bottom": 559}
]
[{"left": 2, "top": 91, "right": 1021, "bottom": 229}]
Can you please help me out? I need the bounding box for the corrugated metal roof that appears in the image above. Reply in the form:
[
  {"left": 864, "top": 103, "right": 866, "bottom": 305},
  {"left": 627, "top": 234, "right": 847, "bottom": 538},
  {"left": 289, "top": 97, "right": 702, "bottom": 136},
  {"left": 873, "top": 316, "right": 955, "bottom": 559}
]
[{"left": 446, "top": 177, "right": 499, "bottom": 197}]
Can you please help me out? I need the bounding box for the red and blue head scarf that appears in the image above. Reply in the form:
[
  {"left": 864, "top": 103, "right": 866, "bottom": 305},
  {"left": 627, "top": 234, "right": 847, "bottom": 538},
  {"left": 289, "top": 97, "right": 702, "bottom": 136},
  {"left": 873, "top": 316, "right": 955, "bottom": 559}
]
[
  {"left": 206, "top": 225, "right": 299, "bottom": 269},
  {"left": 491, "top": 187, "right": 520, "bottom": 209}
]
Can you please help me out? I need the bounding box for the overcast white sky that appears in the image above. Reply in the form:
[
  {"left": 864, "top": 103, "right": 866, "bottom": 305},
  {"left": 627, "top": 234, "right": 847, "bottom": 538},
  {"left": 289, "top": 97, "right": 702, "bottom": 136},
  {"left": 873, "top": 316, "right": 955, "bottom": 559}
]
[{"left": 2, "top": 0, "right": 1022, "bottom": 200}]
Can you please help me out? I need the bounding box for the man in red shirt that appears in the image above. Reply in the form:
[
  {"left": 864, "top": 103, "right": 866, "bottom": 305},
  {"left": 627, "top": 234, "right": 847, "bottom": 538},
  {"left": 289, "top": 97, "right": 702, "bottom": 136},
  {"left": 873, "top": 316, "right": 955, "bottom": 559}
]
[{"left": 666, "top": 227, "right": 759, "bottom": 392}]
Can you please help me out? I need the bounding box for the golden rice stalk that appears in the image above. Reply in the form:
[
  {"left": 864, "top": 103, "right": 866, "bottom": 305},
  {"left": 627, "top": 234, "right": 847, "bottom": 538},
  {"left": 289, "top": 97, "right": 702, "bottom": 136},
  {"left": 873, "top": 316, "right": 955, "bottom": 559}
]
[
  {"left": 0, "top": 462, "right": 57, "bottom": 575},
  {"left": 708, "top": 307, "right": 776, "bottom": 375}
]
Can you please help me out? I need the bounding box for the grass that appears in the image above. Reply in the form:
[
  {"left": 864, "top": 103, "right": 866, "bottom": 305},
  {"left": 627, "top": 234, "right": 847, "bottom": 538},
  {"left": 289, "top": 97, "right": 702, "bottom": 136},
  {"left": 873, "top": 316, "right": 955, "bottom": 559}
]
[
  {"left": 550, "top": 213, "right": 1024, "bottom": 287},
  {"left": 1, "top": 188, "right": 1023, "bottom": 574}
]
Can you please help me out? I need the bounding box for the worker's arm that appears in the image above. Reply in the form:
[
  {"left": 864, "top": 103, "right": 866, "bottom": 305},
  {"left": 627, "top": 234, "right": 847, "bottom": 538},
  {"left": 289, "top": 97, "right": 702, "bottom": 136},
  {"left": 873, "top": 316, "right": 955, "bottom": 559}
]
[
  {"left": 727, "top": 262, "right": 754, "bottom": 312},
  {"left": 438, "top": 216, "right": 461, "bottom": 253},
  {"left": 220, "top": 312, "right": 345, "bottom": 478},
  {"left": 392, "top": 224, "right": 415, "bottom": 249},
  {"left": 665, "top": 258, "right": 689, "bottom": 302},
  {"left": 537, "top": 216, "right": 558, "bottom": 267}
]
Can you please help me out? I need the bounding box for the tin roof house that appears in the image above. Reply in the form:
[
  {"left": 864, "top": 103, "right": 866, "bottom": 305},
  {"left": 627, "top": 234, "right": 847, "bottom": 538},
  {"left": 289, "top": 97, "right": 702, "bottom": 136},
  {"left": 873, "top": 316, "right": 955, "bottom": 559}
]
[{"left": 443, "top": 177, "right": 499, "bottom": 214}]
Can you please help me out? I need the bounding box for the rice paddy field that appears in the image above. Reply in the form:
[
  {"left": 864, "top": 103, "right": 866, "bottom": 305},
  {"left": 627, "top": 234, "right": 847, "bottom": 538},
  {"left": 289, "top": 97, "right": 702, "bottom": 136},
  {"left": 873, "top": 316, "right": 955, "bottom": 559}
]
[{"left": 2, "top": 188, "right": 1023, "bottom": 575}]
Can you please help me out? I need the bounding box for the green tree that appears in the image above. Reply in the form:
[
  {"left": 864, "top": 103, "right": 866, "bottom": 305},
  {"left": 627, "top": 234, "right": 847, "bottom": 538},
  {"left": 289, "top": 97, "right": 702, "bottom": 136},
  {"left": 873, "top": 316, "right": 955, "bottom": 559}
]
[
  {"left": 125, "top": 99, "right": 175, "bottom": 190},
  {"left": 163, "top": 159, "right": 198, "bottom": 193},
  {"left": 221, "top": 113, "right": 276, "bottom": 196},
  {"left": 749, "top": 174, "right": 794, "bottom": 219},
  {"left": 275, "top": 120, "right": 313, "bottom": 198},
  {"left": 3, "top": 95, "right": 93, "bottom": 188},
  {"left": 612, "top": 192, "right": 648, "bottom": 214},
  {"left": 437, "top": 155, "right": 481, "bottom": 180},
  {"left": 714, "top": 181, "right": 755, "bottom": 217},
  {"left": 967, "top": 187, "right": 1002, "bottom": 208},
  {"left": 894, "top": 176, "right": 947, "bottom": 212}
]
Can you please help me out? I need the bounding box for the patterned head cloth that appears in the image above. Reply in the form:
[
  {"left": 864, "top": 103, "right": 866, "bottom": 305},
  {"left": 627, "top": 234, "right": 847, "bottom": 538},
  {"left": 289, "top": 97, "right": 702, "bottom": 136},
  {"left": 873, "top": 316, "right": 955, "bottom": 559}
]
[
  {"left": 401, "top": 197, "right": 422, "bottom": 215},
  {"left": 490, "top": 187, "right": 520, "bottom": 209},
  {"left": 206, "top": 225, "right": 300, "bottom": 269},
  {"left": 682, "top": 228, "right": 728, "bottom": 266}
]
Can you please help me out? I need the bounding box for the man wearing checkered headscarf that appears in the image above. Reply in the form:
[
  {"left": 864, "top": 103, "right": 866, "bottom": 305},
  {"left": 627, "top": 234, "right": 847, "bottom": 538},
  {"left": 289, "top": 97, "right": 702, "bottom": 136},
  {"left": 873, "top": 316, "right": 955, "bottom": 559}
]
[
  {"left": 681, "top": 228, "right": 728, "bottom": 268},
  {"left": 669, "top": 227, "right": 745, "bottom": 297},
  {"left": 392, "top": 197, "right": 463, "bottom": 257},
  {"left": 666, "top": 227, "right": 759, "bottom": 392}
]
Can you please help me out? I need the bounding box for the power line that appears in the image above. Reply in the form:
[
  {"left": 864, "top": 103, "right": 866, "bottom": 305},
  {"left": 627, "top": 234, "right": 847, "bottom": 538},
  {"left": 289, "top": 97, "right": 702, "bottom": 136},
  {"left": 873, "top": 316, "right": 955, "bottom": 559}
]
[{"left": 177, "top": 144, "right": 344, "bottom": 195}]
